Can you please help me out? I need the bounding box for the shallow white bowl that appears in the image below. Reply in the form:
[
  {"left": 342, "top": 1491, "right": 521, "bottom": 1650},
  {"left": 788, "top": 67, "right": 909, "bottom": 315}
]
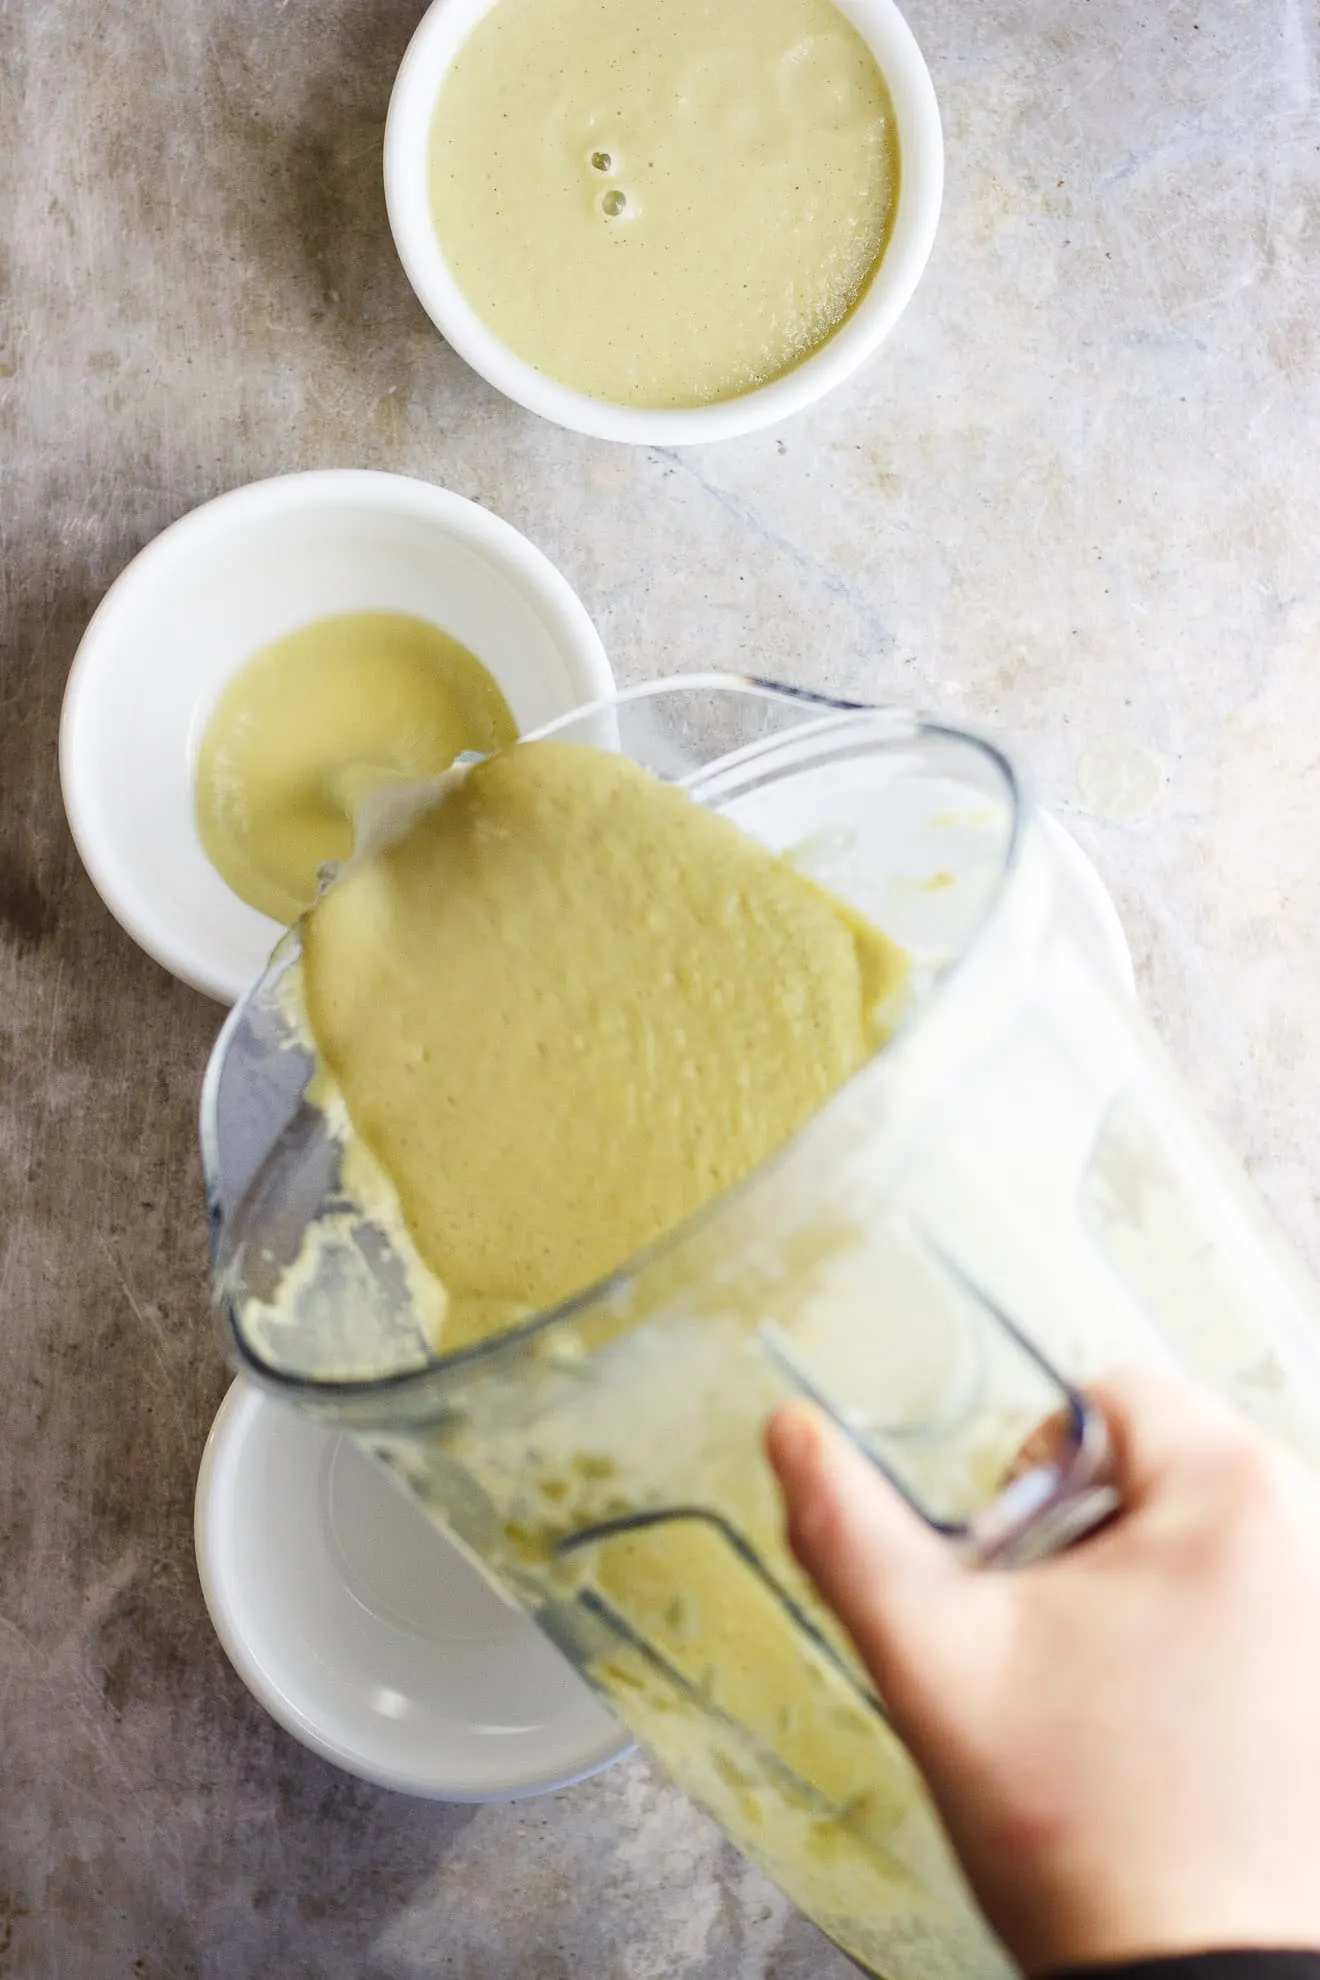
[
  {"left": 195, "top": 1380, "right": 632, "bottom": 1800},
  {"left": 60, "top": 471, "right": 614, "bottom": 1005},
  {"left": 384, "top": 0, "right": 944, "bottom": 445}
]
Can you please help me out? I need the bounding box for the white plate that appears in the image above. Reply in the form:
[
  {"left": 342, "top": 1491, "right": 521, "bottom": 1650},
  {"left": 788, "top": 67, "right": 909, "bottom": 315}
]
[
  {"left": 195, "top": 1380, "right": 633, "bottom": 1801},
  {"left": 1040, "top": 812, "right": 1134, "bottom": 999}
]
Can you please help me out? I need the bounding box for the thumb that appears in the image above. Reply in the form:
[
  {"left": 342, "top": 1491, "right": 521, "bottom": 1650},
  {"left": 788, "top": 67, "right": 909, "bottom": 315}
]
[{"left": 765, "top": 1400, "right": 992, "bottom": 1717}]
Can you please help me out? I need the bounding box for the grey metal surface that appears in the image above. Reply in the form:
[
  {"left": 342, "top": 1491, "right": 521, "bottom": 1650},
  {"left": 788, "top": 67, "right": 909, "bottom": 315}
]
[{"left": 3, "top": 0, "right": 1319, "bottom": 1971}]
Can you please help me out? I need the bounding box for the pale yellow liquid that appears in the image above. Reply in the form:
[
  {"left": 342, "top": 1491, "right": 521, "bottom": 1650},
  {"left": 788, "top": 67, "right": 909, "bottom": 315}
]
[
  {"left": 195, "top": 612, "right": 516, "bottom": 925},
  {"left": 301, "top": 739, "right": 903, "bottom": 1348},
  {"left": 429, "top": 0, "right": 898, "bottom": 409}
]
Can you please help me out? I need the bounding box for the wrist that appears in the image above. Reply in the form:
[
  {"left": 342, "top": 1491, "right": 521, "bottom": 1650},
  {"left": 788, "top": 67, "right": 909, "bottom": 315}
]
[
  {"left": 979, "top": 1856, "right": 1320, "bottom": 1978},
  {"left": 1042, "top": 1954, "right": 1320, "bottom": 1980}
]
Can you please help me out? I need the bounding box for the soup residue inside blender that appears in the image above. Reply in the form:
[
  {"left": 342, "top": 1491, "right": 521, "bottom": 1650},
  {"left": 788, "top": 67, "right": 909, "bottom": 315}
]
[
  {"left": 299, "top": 738, "right": 906, "bottom": 1352},
  {"left": 271, "top": 737, "right": 938, "bottom": 1963}
]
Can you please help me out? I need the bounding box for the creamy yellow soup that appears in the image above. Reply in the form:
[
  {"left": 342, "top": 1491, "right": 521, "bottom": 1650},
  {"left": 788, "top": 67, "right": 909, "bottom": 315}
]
[
  {"left": 301, "top": 739, "right": 904, "bottom": 1350},
  {"left": 429, "top": 0, "right": 898, "bottom": 409},
  {"left": 195, "top": 611, "right": 516, "bottom": 925}
]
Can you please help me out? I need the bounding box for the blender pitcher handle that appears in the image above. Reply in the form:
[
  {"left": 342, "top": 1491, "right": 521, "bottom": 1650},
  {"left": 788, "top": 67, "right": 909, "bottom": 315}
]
[
  {"left": 960, "top": 1389, "right": 1118, "bottom": 1568},
  {"left": 760, "top": 1242, "right": 1121, "bottom": 1572}
]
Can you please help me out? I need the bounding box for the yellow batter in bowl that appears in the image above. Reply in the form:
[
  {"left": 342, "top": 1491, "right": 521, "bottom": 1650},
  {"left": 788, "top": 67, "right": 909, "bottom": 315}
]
[
  {"left": 195, "top": 610, "right": 516, "bottom": 926},
  {"left": 428, "top": 0, "right": 899, "bottom": 409}
]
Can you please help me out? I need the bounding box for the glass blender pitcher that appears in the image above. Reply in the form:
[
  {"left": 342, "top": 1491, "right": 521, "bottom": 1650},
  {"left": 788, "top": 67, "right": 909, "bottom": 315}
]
[{"left": 201, "top": 676, "right": 1320, "bottom": 1980}]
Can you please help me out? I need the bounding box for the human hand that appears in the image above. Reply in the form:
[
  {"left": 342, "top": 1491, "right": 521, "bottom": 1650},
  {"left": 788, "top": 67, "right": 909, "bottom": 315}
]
[{"left": 766, "top": 1365, "right": 1320, "bottom": 1976}]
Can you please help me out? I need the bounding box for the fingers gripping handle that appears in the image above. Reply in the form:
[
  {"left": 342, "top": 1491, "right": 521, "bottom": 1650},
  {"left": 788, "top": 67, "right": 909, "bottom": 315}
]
[{"left": 760, "top": 1237, "right": 1121, "bottom": 1572}]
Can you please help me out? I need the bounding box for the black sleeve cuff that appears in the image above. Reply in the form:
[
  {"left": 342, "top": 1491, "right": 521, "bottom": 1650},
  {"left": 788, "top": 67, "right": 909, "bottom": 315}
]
[{"left": 1053, "top": 1954, "right": 1320, "bottom": 1980}]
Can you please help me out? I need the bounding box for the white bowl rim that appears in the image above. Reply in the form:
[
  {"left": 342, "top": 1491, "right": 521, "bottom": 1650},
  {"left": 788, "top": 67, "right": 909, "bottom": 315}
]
[
  {"left": 194, "top": 1378, "right": 635, "bottom": 1801},
  {"left": 384, "top": 0, "right": 945, "bottom": 445},
  {"left": 59, "top": 469, "right": 615, "bottom": 1000}
]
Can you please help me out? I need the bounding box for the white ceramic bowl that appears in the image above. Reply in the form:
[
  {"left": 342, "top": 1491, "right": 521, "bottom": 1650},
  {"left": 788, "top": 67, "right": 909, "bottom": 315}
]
[
  {"left": 384, "top": 0, "right": 944, "bottom": 445},
  {"left": 195, "top": 1380, "right": 632, "bottom": 1799},
  {"left": 60, "top": 471, "right": 614, "bottom": 1004}
]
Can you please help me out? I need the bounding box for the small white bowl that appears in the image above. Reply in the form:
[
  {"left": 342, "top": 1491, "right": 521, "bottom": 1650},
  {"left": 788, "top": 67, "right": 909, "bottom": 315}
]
[
  {"left": 384, "top": 0, "right": 944, "bottom": 445},
  {"left": 60, "top": 470, "right": 614, "bottom": 1004},
  {"left": 195, "top": 1380, "right": 632, "bottom": 1800}
]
